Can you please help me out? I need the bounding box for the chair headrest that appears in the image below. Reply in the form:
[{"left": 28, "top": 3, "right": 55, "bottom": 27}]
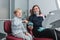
[{"left": 4, "top": 20, "right": 12, "bottom": 34}]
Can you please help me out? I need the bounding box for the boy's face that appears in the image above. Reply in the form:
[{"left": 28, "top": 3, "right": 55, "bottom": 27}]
[{"left": 15, "top": 10, "right": 22, "bottom": 18}]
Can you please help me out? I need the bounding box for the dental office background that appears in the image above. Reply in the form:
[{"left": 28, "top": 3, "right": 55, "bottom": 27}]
[{"left": 0, "top": 0, "right": 60, "bottom": 36}]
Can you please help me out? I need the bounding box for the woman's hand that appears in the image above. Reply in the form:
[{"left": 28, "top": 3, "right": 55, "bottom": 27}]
[
  {"left": 39, "top": 14, "right": 44, "bottom": 16},
  {"left": 39, "top": 14, "right": 45, "bottom": 19},
  {"left": 28, "top": 26, "right": 33, "bottom": 31}
]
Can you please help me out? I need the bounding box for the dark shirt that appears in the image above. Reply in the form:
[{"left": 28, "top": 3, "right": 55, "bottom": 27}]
[{"left": 29, "top": 14, "right": 44, "bottom": 29}]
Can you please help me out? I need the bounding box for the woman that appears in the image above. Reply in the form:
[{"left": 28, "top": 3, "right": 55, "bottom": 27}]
[{"left": 28, "top": 5, "right": 56, "bottom": 39}]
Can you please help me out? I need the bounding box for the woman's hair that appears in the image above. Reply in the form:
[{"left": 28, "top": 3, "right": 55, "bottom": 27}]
[
  {"left": 31, "top": 5, "right": 42, "bottom": 15},
  {"left": 14, "top": 8, "right": 21, "bottom": 14},
  {"left": 30, "top": 9, "right": 32, "bottom": 15}
]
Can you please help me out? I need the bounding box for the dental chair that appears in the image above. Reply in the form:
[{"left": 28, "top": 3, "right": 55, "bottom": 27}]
[
  {"left": 4, "top": 20, "right": 23, "bottom": 40},
  {"left": 42, "top": 10, "right": 60, "bottom": 28}
]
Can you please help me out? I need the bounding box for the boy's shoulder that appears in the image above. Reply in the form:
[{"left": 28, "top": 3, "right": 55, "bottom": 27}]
[
  {"left": 14, "top": 17, "right": 17, "bottom": 19},
  {"left": 12, "top": 17, "right": 18, "bottom": 21}
]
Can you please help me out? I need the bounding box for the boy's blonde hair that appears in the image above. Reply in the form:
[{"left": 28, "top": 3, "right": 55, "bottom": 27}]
[{"left": 14, "top": 8, "right": 22, "bottom": 14}]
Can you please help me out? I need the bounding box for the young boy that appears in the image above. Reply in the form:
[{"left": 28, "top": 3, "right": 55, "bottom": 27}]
[{"left": 11, "top": 8, "right": 32, "bottom": 40}]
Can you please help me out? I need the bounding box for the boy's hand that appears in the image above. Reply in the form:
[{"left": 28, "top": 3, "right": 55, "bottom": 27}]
[
  {"left": 25, "top": 32, "right": 29, "bottom": 36},
  {"left": 28, "top": 26, "right": 33, "bottom": 30},
  {"left": 23, "top": 20, "right": 28, "bottom": 23}
]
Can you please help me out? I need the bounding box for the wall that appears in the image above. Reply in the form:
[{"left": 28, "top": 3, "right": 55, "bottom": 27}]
[
  {"left": 0, "top": 0, "right": 10, "bottom": 19},
  {"left": 0, "top": 21, "right": 5, "bottom": 33},
  {"left": 0, "top": 0, "right": 10, "bottom": 33},
  {"left": 15, "top": 0, "right": 28, "bottom": 19}
]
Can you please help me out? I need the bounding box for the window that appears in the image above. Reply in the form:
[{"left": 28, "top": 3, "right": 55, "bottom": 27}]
[
  {"left": 0, "top": 0, "right": 14, "bottom": 20},
  {"left": 0, "top": 0, "right": 10, "bottom": 20}
]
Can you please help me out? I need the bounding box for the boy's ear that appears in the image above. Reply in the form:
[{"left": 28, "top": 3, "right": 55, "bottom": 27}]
[{"left": 14, "top": 13, "right": 16, "bottom": 16}]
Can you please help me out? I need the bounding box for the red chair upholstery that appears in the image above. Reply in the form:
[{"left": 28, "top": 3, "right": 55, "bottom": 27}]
[
  {"left": 33, "top": 38, "right": 53, "bottom": 40},
  {"left": 4, "top": 20, "right": 23, "bottom": 40}
]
